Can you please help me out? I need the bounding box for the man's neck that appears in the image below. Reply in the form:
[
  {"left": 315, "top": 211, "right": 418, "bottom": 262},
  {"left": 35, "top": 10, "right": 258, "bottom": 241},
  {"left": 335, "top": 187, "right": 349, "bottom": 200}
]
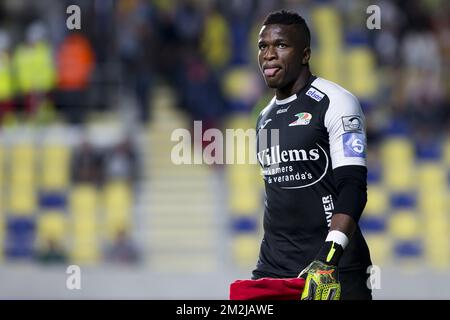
[{"left": 276, "top": 68, "right": 311, "bottom": 100}]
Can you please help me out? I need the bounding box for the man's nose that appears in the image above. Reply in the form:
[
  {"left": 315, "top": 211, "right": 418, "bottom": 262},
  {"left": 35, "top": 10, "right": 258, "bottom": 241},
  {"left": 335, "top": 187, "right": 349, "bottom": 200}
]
[{"left": 264, "top": 46, "right": 277, "bottom": 60}]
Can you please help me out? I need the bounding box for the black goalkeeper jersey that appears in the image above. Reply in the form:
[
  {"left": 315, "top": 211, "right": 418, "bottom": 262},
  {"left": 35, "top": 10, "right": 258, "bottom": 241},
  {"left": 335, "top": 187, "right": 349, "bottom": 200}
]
[{"left": 253, "top": 74, "right": 371, "bottom": 278}]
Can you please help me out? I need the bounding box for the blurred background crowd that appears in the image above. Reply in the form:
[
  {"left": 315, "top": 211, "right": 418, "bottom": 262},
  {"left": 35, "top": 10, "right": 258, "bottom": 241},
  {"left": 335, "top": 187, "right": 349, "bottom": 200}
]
[{"left": 0, "top": 0, "right": 449, "bottom": 299}]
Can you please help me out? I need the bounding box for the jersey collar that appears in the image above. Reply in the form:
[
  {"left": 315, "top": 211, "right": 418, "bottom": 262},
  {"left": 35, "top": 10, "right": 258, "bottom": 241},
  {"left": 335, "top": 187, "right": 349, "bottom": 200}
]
[{"left": 275, "top": 94, "right": 297, "bottom": 105}]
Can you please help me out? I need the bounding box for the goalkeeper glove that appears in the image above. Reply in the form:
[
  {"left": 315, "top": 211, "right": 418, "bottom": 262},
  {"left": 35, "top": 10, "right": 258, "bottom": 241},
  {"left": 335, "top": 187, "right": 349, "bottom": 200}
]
[{"left": 299, "top": 241, "right": 343, "bottom": 300}]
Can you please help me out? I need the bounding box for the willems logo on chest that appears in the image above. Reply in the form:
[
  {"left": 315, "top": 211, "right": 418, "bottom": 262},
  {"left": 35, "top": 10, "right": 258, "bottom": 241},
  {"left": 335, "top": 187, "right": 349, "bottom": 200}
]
[{"left": 257, "top": 145, "right": 320, "bottom": 167}]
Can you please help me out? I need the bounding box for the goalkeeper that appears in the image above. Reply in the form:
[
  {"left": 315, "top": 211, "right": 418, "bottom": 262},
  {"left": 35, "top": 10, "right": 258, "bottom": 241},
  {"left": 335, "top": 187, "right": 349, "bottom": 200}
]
[{"left": 252, "top": 10, "right": 372, "bottom": 300}]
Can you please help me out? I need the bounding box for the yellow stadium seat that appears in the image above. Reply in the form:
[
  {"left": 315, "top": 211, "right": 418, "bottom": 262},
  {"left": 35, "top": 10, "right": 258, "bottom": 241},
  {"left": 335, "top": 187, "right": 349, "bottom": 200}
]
[
  {"left": 41, "top": 144, "right": 70, "bottom": 165},
  {"left": 424, "top": 236, "right": 449, "bottom": 269},
  {"left": 229, "top": 188, "right": 260, "bottom": 215},
  {"left": 366, "top": 185, "right": 388, "bottom": 216},
  {"left": 418, "top": 190, "right": 447, "bottom": 217},
  {"left": 311, "top": 50, "right": 343, "bottom": 85},
  {"left": 41, "top": 168, "right": 69, "bottom": 190},
  {"left": 383, "top": 166, "right": 416, "bottom": 192},
  {"left": 10, "top": 167, "right": 35, "bottom": 186},
  {"left": 70, "top": 184, "right": 98, "bottom": 216},
  {"left": 222, "top": 67, "right": 258, "bottom": 101},
  {"left": 103, "top": 181, "right": 132, "bottom": 239},
  {"left": 0, "top": 145, "right": 4, "bottom": 187},
  {"left": 223, "top": 114, "right": 261, "bottom": 216},
  {"left": 70, "top": 244, "right": 100, "bottom": 265},
  {"left": 381, "top": 138, "right": 415, "bottom": 191},
  {"left": 311, "top": 5, "right": 343, "bottom": 50},
  {"left": 423, "top": 216, "right": 449, "bottom": 269},
  {"left": 8, "top": 186, "right": 36, "bottom": 215},
  {"left": 421, "top": 213, "right": 450, "bottom": 234},
  {"left": 417, "top": 162, "right": 447, "bottom": 189},
  {"left": 226, "top": 165, "right": 257, "bottom": 189},
  {"left": 40, "top": 144, "right": 70, "bottom": 189},
  {"left": 103, "top": 181, "right": 131, "bottom": 212},
  {"left": 72, "top": 220, "right": 96, "bottom": 236},
  {"left": 71, "top": 212, "right": 99, "bottom": 264},
  {"left": 232, "top": 234, "right": 260, "bottom": 268},
  {"left": 201, "top": 12, "right": 231, "bottom": 68},
  {"left": 70, "top": 184, "right": 99, "bottom": 263},
  {"left": 73, "top": 218, "right": 96, "bottom": 236},
  {"left": 11, "top": 144, "right": 34, "bottom": 167},
  {"left": 346, "top": 47, "right": 378, "bottom": 98},
  {"left": 37, "top": 211, "right": 67, "bottom": 248},
  {"left": 364, "top": 234, "right": 391, "bottom": 266},
  {"left": 380, "top": 137, "right": 414, "bottom": 164},
  {"left": 389, "top": 210, "right": 420, "bottom": 240}
]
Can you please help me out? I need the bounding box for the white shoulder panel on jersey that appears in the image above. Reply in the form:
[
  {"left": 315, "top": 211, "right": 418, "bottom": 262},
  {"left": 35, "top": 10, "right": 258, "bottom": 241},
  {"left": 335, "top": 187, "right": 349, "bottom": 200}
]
[
  {"left": 259, "top": 96, "right": 276, "bottom": 117},
  {"left": 311, "top": 77, "right": 367, "bottom": 169}
]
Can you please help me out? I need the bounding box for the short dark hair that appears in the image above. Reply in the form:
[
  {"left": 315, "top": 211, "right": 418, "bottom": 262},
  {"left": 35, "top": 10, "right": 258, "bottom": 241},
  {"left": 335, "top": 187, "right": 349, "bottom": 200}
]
[{"left": 263, "top": 10, "right": 311, "bottom": 46}]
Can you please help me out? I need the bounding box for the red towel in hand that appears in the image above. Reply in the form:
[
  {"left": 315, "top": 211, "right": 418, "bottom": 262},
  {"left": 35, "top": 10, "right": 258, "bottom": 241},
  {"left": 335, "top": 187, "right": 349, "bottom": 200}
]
[{"left": 229, "top": 277, "right": 305, "bottom": 300}]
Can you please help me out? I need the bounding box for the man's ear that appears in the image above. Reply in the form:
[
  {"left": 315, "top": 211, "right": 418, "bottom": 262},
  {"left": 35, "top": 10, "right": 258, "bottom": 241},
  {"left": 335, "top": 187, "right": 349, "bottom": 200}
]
[{"left": 302, "top": 47, "right": 311, "bottom": 65}]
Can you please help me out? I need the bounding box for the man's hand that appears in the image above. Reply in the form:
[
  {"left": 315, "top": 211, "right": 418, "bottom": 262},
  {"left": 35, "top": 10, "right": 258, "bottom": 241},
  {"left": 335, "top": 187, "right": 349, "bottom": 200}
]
[{"left": 299, "top": 260, "right": 341, "bottom": 300}]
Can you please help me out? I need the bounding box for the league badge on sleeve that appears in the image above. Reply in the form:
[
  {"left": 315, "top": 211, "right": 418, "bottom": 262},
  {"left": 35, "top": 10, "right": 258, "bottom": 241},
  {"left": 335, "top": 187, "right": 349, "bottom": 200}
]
[
  {"left": 341, "top": 115, "right": 363, "bottom": 132},
  {"left": 343, "top": 132, "right": 365, "bottom": 157}
]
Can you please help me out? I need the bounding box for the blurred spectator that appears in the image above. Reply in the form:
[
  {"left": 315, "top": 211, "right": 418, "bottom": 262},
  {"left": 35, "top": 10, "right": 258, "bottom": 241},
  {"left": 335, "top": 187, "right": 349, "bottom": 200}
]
[
  {"left": 200, "top": 4, "right": 231, "bottom": 72},
  {"left": 71, "top": 139, "right": 105, "bottom": 186},
  {"left": 0, "top": 0, "right": 445, "bottom": 142},
  {"left": 55, "top": 32, "right": 95, "bottom": 124},
  {"left": 105, "top": 228, "right": 140, "bottom": 264},
  {"left": 176, "top": 48, "right": 227, "bottom": 128},
  {"left": 104, "top": 136, "right": 139, "bottom": 184},
  {"left": 0, "top": 29, "right": 15, "bottom": 121},
  {"left": 398, "top": 12, "right": 447, "bottom": 138},
  {"left": 35, "top": 238, "right": 68, "bottom": 265},
  {"left": 174, "top": 0, "right": 203, "bottom": 46},
  {"left": 154, "top": 7, "right": 182, "bottom": 86},
  {"left": 12, "top": 21, "right": 56, "bottom": 116},
  {"left": 116, "top": 0, "right": 157, "bottom": 123}
]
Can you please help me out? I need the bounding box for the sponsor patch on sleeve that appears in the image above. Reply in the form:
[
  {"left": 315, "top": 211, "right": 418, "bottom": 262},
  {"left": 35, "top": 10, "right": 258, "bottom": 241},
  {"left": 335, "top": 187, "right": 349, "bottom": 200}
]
[
  {"left": 341, "top": 115, "right": 363, "bottom": 132},
  {"left": 343, "top": 132, "right": 366, "bottom": 157},
  {"left": 305, "top": 88, "right": 324, "bottom": 102}
]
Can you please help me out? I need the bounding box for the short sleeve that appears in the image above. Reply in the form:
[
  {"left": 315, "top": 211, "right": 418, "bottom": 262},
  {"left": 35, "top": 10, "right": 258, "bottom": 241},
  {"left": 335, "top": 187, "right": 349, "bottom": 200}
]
[{"left": 324, "top": 91, "right": 367, "bottom": 170}]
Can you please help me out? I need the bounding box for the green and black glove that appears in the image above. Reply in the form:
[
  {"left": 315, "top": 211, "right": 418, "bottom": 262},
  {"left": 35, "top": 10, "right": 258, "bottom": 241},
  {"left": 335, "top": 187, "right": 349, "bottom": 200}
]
[{"left": 299, "top": 241, "right": 344, "bottom": 300}]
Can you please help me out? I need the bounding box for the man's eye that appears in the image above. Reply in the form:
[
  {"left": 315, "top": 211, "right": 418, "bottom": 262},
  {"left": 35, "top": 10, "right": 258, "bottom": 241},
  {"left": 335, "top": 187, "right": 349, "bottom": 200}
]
[
  {"left": 258, "top": 44, "right": 267, "bottom": 50},
  {"left": 277, "top": 43, "right": 287, "bottom": 48}
]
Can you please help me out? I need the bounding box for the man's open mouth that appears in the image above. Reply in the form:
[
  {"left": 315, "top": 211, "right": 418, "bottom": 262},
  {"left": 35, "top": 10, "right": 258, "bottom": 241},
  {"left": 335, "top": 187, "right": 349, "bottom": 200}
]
[{"left": 264, "top": 67, "right": 281, "bottom": 77}]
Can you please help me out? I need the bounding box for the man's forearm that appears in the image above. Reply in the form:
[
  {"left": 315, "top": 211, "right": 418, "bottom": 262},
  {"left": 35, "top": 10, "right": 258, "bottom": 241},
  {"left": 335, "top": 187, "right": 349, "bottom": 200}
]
[{"left": 329, "top": 213, "right": 357, "bottom": 239}]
